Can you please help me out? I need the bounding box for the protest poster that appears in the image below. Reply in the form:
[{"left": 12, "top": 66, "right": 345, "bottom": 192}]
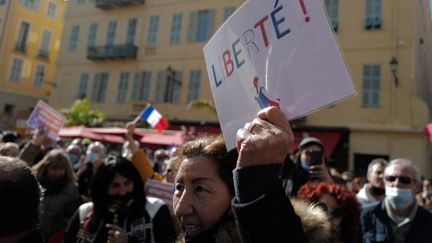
[
  {"left": 203, "top": 0, "right": 356, "bottom": 150},
  {"left": 26, "top": 100, "right": 66, "bottom": 140},
  {"left": 145, "top": 179, "right": 174, "bottom": 210}
]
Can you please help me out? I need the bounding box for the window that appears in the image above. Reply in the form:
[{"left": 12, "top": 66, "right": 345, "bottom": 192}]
[
  {"left": 164, "top": 69, "right": 182, "bottom": 103},
  {"left": 147, "top": 16, "right": 160, "bottom": 46},
  {"left": 39, "top": 29, "right": 51, "bottom": 58},
  {"left": 16, "top": 21, "right": 30, "bottom": 52},
  {"left": 87, "top": 23, "right": 98, "bottom": 48},
  {"left": 46, "top": 2, "right": 56, "bottom": 18},
  {"left": 77, "top": 0, "right": 86, "bottom": 4},
  {"left": 187, "top": 70, "right": 201, "bottom": 102},
  {"left": 223, "top": 7, "right": 236, "bottom": 21},
  {"left": 21, "top": 0, "right": 39, "bottom": 10},
  {"left": 69, "top": 25, "right": 80, "bottom": 52},
  {"left": 170, "top": 13, "right": 182, "bottom": 44},
  {"left": 77, "top": 73, "right": 89, "bottom": 98},
  {"left": 91, "top": 73, "right": 109, "bottom": 103},
  {"left": 132, "top": 71, "right": 152, "bottom": 101},
  {"left": 155, "top": 71, "right": 164, "bottom": 102},
  {"left": 106, "top": 21, "right": 117, "bottom": 46},
  {"left": 362, "top": 64, "right": 380, "bottom": 107},
  {"left": 4, "top": 104, "right": 14, "bottom": 116},
  {"left": 9, "top": 58, "right": 23, "bottom": 82},
  {"left": 365, "top": 0, "right": 382, "bottom": 29},
  {"left": 188, "top": 9, "right": 214, "bottom": 42},
  {"left": 324, "top": 0, "right": 339, "bottom": 31},
  {"left": 126, "top": 18, "right": 137, "bottom": 45},
  {"left": 33, "top": 64, "right": 45, "bottom": 87},
  {"left": 117, "top": 72, "right": 129, "bottom": 103}
]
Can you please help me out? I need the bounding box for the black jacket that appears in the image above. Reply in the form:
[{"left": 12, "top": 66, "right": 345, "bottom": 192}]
[
  {"left": 360, "top": 200, "right": 432, "bottom": 243},
  {"left": 232, "top": 163, "right": 308, "bottom": 243}
]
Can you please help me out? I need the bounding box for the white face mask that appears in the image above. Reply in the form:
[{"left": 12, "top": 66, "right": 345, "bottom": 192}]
[{"left": 385, "top": 186, "right": 414, "bottom": 209}]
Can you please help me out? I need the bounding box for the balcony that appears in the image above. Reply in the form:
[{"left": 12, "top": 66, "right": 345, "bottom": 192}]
[
  {"left": 95, "top": 0, "right": 144, "bottom": 9},
  {"left": 87, "top": 44, "right": 138, "bottom": 61},
  {"left": 38, "top": 49, "right": 49, "bottom": 60},
  {"left": 14, "top": 43, "right": 27, "bottom": 53}
]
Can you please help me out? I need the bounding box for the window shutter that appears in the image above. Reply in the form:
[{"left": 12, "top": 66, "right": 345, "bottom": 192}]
[{"left": 188, "top": 11, "right": 197, "bottom": 42}]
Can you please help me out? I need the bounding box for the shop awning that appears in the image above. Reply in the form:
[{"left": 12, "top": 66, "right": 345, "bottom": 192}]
[
  {"left": 290, "top": 131, "right": 342, "bottom": 157},
  {"left": 59, "top": 126, "right": 185, "bottom": 146},
  {"left": 424, "top": 123, "right": 432, "bottom": 141}
]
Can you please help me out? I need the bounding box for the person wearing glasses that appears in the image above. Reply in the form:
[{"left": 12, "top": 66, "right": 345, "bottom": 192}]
[{"left": 360, "top": 158, "right": 432, "bottom": 243}]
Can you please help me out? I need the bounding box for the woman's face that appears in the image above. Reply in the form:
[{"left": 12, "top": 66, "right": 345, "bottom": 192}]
[
  {"left": 47, "top": 164, "right": 66, "bottom": 180},
  {"left": 108, "top": 173, "right": 134, "bottom": 196},
  {"left": 319, "top": 193, "right": 343, "bottom": 234},
  {"left": 173, "top": 156, "right": 232, "bottom": 237}
]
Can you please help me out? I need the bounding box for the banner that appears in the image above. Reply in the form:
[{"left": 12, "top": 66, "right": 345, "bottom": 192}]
[
  {"left": 26, "top": 100, "right": 66, "bottom": 140},
  {"left": 145, "top": 179, "right": 174, "bottom": 210},
  {"left": 204, "top": 0, "right": 356, "bottom": 149}
]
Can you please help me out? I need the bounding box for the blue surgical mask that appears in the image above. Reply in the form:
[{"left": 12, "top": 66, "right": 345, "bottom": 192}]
[
  {"left": 385, "top": 186, "right": 414, "bottom": 209},
  {"left": 87, "top": 153, "right": 100, "bottom": 163},
  {"left": 301, "top": 160, "right": 310, "bottom": 171},
  {"left": 68, "top": 154, "right": 78, "bottom": 164}
]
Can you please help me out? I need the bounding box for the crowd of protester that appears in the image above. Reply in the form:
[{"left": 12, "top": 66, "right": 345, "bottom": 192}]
[{"left": 1, "top": 107, "right": 432, "bottom": 243}]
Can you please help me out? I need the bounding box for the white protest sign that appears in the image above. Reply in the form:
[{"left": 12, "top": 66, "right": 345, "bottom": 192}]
[{"left": 204, "top": 0, "right": 356, "bottom": 150}]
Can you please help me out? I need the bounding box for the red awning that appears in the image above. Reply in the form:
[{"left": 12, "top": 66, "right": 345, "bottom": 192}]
[
  {"left": 140, "top": 132, "right": 185, "bottom": 146},
  {"left": 59, "top": 126, "right": 185, "bottom": 146},
  {"left": 290, "top": 131, "right": 342, "bottom": 157},
  {"left": 424, "top": 123, "right": 432, "bottom": 141}
]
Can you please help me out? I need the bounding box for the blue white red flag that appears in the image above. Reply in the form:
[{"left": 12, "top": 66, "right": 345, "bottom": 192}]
[{"left": 139, "top": 105, "right": 168, "bottom": 132}]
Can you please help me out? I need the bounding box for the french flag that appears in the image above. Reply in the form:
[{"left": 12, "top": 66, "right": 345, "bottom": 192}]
[{"left": 140, "top": 105, "right": 168, "bottom": 132}]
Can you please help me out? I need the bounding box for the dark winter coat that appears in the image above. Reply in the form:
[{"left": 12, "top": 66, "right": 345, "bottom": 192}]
[{"left": 360, "top": 200, "right": 432, "bottom": 243}]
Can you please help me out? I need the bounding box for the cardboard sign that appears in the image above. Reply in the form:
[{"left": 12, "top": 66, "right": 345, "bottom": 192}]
[
  {"left": 145, "top": 179, "right": 174, "bottom": 210},
  {"left": 26, "top": 100, "right": 66, "bottom": 140},
  {"left": 204, "top": 0, "right": 356, "bottom": 150}
]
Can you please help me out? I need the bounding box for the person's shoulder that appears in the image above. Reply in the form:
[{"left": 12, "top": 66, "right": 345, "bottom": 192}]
[
  {"left": 145, "top": 196, "right": 166, "bottom": 218},
  {"left": 416, "top": 205, "right": 432, "bottom": 221},
  {"left": 361, "top": 201, "right": 382, "bottom": 216}
]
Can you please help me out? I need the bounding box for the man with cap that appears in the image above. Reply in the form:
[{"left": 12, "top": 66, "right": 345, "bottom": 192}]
[{"left": 281, "top": 136, "right": 335, "bottom": 197}]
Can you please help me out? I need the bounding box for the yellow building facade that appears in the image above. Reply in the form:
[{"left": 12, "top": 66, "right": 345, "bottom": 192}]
[
  {"left": 51, "top": 0, "right": 431, "bottom": 176},
  {"left": 0, "top": 0, "right": 66, "bottom": 130}
]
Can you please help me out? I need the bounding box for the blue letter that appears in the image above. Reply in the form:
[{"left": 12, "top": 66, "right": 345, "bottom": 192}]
[
  {"left": 212, "top": 64, "right": 222, "bottom": 88},
  {"left": 232, "top": 38, "right": 245, "bottom": 69},
  {"left": 271, "top": 4, "right": 290, "bottom": 39}
]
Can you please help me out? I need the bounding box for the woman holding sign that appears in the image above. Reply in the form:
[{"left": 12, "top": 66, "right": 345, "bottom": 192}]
[{"left": 173, "top": 135, "right": 240, "bottom": 242}]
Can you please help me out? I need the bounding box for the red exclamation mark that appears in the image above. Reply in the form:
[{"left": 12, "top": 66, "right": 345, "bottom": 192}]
[{"left": 299, "top": 0, "right": 310, "bottom": 22}]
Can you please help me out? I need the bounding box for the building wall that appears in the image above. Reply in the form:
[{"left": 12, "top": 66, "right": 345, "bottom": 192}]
[
  {"left": 0, "top": 0, "right": 66, "bottom": 129},
  {"left": 51, "top": 0, "right": 431, "bottom": 175}
]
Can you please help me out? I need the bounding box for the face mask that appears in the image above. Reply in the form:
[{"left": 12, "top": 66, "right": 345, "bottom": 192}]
[
  {"left": 69, "top": 154, "right": 78, "bottom": 164},
  {"left": 385, "top": 186, "right": 414, "bottom": 209},
  {"left": 301, "top": 160, "right": 310, "bottom": 171},
  {"left": 107, "top": 193, "right": 135, "bottom": 215},
  {"left": 87, "top": 153, "right": 100, "bottom": 163},
  {"left": 371, "top": 186, "right": 385, "bottom": 196}
]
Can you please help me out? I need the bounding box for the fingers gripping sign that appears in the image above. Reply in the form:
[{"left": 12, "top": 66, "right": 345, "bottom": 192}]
[{"left": 236, "top": 107, "right": 294, "bottom": 168}]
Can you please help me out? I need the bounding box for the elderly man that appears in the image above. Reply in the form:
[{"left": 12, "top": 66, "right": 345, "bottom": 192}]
[
  {"left": 357, "top": 158, "right": 388, "bottom": 207},
  {"left": 360, "top": 159, "right": 432, "bottom": 243}
]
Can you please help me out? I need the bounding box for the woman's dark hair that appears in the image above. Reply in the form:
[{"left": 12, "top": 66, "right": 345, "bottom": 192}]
[
  {"left": 90, "top": 156, "right": 146, "bottom": 223},
  {"left": 175, "top": 135, "right": 238, "bottom": 195}
]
